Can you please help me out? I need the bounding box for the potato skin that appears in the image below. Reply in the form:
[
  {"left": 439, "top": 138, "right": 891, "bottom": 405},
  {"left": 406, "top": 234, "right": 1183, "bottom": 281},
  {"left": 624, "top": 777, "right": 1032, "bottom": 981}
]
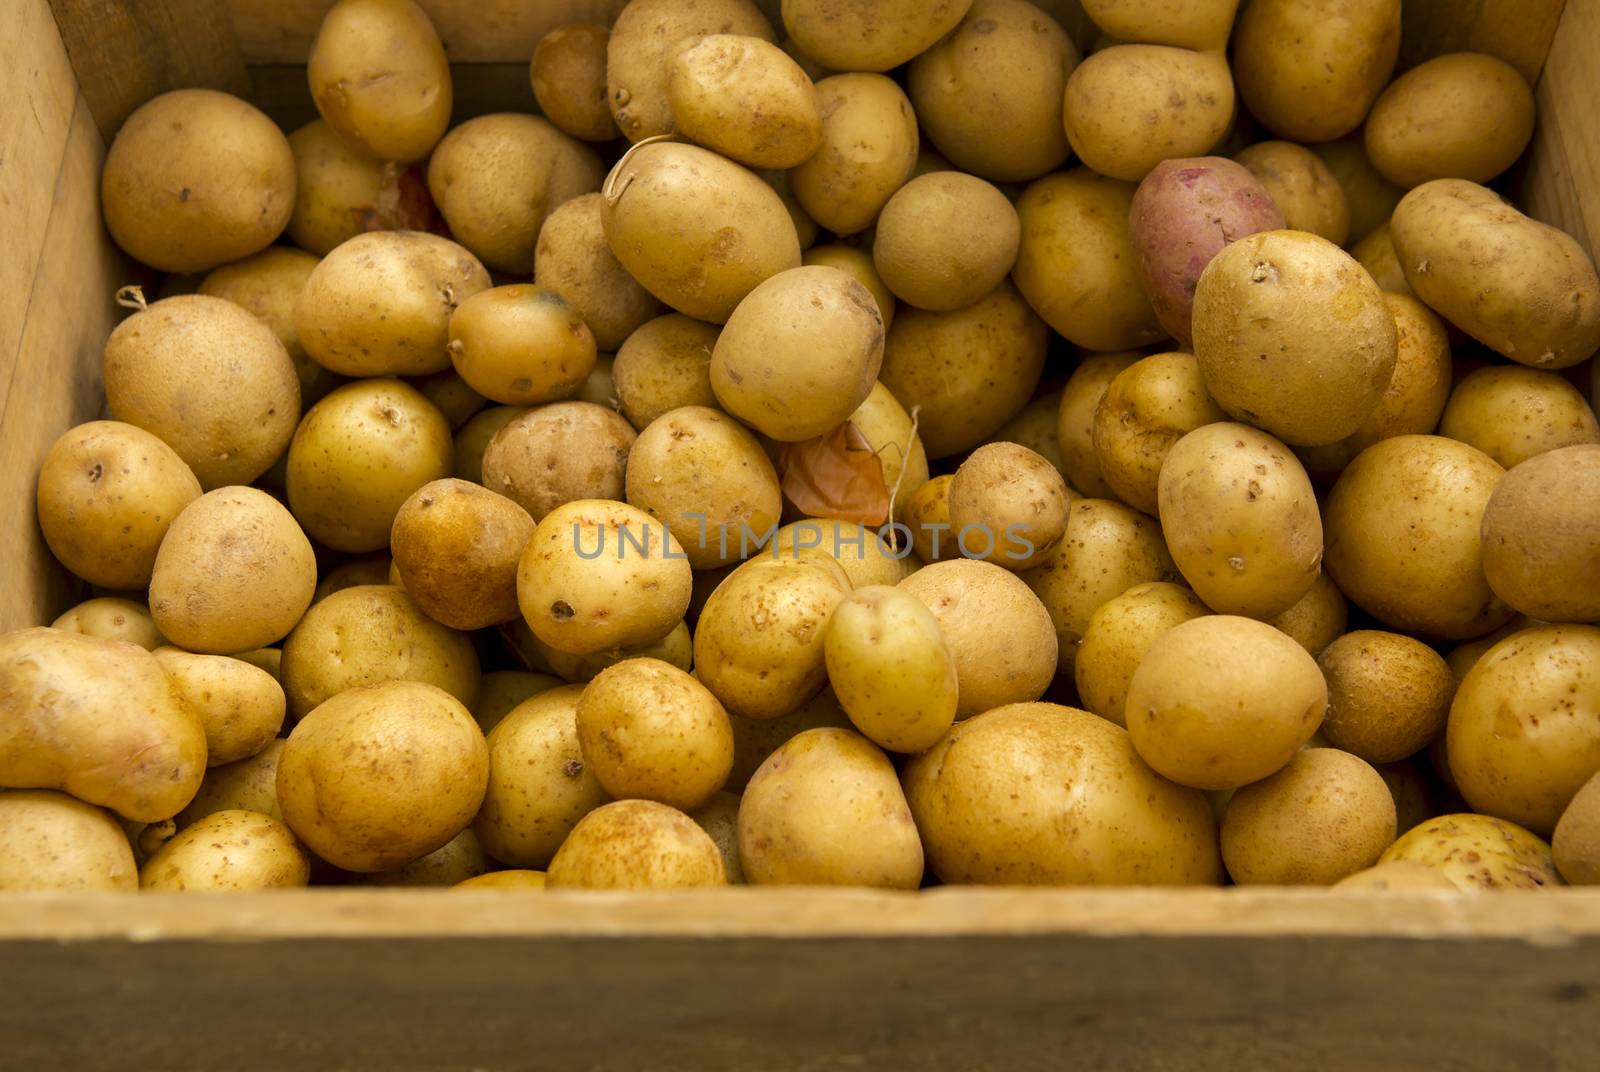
[
  {"left": 390, "top": 479, "right": 536, "bottom": 630},
  {"left": 1481, "top": 445, "right": 1600, "bottom": 622},
  {"left": 101, "top": 89, "right": 294, "bottom": 273},
  {"left": 851, "top": 380, "right": 930, "bottom": 517},
  {"left": 905, "top": 702, "right": 1221, "bottom": 885},
  {"left": 669, "top": 35, "right": 821, "bottom": 170},
  {"left": 947, "top": 443, "right": 1070, "bottom": 571},
  {"left": 1364, "top": 52, "right": 1534, "bottom": 189},
  {"left": 479, "top": 403, "right": 635, "bottom": 525},
  {"left": 612, "top": 315, "right": 719, "bottom": 430},
  {"left": 154, "top": 648, "right": 286, "bottom": 768},
  {"left": 359, "top": 828, "right": 489, "bottom": 887},
  {"left": 176, "top": 740, "right": 286, "bottom": 828},
  {"left": 1312, "top": 135, "right": 1405, "bottom": 244},
  {"left": 1093, "top": 352, "right": 1226, "bottom": 516},
  {"left": 1059, "top": 353, "right": 1142, "bottom": 498},
  {"left": 873, "top": 173, "right": 1019, "bottom": 313},
  {"left": 1352, "top": 222, "right": 1410, "bottom": 295},
  {"left": 1075, "top": 581, "right": 1210, "bottom": 728},
  {"left": 447, "top": 285, "right": 597, "bottom": 406},
  {"left": 284, "top": 120, "right": 396, "bottom": 256},
  {"left": 1080, "top": 0, "right": 1239, "bottom": 51},
  {"left": 805, "top": 246, "right": 896, "bottom": 331},
  {"left": 547, "top": 799, "right": 727, "bottom": 888},
  {"left": 0, "top": 790, "right": 138, "bottom": 892},
  {"left": 308, "top": 0, "right": 451, "bottom": 163},
  {"left": 1554, "top": 771, "right": 1600, "bottom": 885},
  {"left": 1379, "top": 812, "right": 1560, "bottom": 890},
  {"left": 1234, "top": 141, "right": 1350, "bottom": 246},
  {"left": 535, "top": 193, "right": 663, "bottom": 353},
  {"left": 1438, "top": 366, "right": 1599, "bottom": 470},
  {"left": 824, "top": 586, "right": 958, "bottom": 753},
  {"left": 789, "top": 74, "right": 919, "bottom": 235},
  {"left": 1318, "top": 630, "right": 1454, "bottom": 764},
  {"left": 1391, "top": 179, "right": 1600, "bottom": 370},
  {"left": 140, "top": 809, "right": 309, "bottom": 891},
  {"left": 903, "top": 475, "right": 955, "bottom": 565},
  {"left": 456, "top": 869, "right": 547, "bottom": 890},
  {"left": 51, "top": 598, "right": 166, "bottom": 652},
  {"left": 531, "top": 24, "right": 619, "bottom": 143},
  {"left": 781, "top": 0, "right": 972, "bottom": 71},
  {"left": 200, "top": 246, "right": 340, "bottom": 404},
  {"left": 1064, "top": 46, "right": 1234, "bottom": 184}
]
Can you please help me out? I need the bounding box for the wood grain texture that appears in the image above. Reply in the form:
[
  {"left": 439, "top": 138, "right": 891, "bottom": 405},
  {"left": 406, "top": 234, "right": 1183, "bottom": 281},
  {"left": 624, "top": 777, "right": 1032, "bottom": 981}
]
[
  {"left": 1400, "top": 0, "right": 1569, "bottom": 83},
  {"left": 1519, "top": 0, "right": 1600, "bottom": 258}
]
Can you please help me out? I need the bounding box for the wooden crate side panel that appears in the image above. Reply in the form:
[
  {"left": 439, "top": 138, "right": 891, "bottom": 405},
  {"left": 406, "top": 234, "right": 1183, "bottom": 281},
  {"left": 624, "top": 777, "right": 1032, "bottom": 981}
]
[
  {"left": 1520, "top": 0, "right": 1600, "bottom": 257},
  {"left": 1401, "top": 0, "right": 1569, "bottom": 83}
]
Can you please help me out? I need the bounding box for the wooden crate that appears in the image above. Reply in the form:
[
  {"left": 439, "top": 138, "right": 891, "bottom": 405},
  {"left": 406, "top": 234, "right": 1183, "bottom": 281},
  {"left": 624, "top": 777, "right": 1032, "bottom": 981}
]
[{"left": 3, "top": 2, "right": 1600, "bottom": 1068}]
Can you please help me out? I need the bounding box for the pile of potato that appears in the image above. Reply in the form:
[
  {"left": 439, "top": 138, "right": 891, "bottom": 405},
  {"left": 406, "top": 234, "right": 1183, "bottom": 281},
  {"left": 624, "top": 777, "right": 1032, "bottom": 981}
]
[{"left": 6, "top": 0, "right": 1600, "bottom": 895}]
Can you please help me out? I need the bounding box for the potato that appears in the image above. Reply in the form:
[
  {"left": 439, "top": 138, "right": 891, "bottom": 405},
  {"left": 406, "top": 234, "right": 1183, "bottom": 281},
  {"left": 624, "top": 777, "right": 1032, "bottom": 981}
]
[
  {"left": 602, "top": 142, "right": 801, "bottom": 323},
  {"left": 549, "top": 798, "right": 727, "bottom": 887},
  {"left": 534, "top": 196, "right": 662, "bottom": 354},
  {"left": 456, "top": 869, "right": 547, "bottom": 890},
  {"left": 947, "top": 444, "right": 1070, "bottom": 570},
  {"left": 1554, "top": 771, "right": 1600, "bottom": 885},
  {"left": 103, "top": 295, "right": 300, "bottom": 488},
  {"left": 0, "top": 790, "right": 136, "bottom": 892},
  {"left": 200, "top": 247, "right": 340, "bottom": 405},
  {"left": 1074, "top": 582, "right": 1208, "bottom": 727},
  {"left": 312, "top": 555, "right": 392, "bottom": 604},
  {"left": 452, "top": 406, "right": 527, "bottom": 485},
  {"left": 472, "top": 671, "right": 563, "bottom": 735},
  {"left": 1126, "top": 615, "right": 1325, "bottom": 789},
  {"left": 611, "top": 315, "right": 718, "bottom": 430},
  {"left": 847, "top": 382, "right": 931, "bottom": 517},
  {"left": 101, "top": 89, "right": 294, "bottom": 273},
  {"left": 0, "top": 629, "right": 206, "bottom": 822},
  {"left": 1064, "top": 46, "right": 1234, "bottom": 183},
  {"left": 606, "top": 0, "right": 775, "bottom": 142},
  {"left": 902, "top": 475, "right": 954, "bottom": 564},
  {"left": 1312, "top": 135, "right": 1406, "bottom": 243},
  {"left": 1265, "top": 574, "right": 1346, "bottom": 659},
  {"left": 51, "top": 598, "right": 166, "bottom": 651},
  {"left": 176, "top": 740, "right": 285, "bottom": 828},
  {"left": 872, "top": 173, "right": 1018, "bottom": 313},
  {"left": 1380, "top": 813, "right": 1560, "bottom": 891},
  {"left": 881, "top": 282, "right": 1048, "bottom": 459},
  {"left": 1364, "top": 53, "right": 1534, "bottom": 189},
  {"left": 1079, "top": 0, "right": 1239, "bottom": 50},
  {"left": 1222, "top": 749, "right": 1395, "bottom": 885},
  {"left": 441, "top": 286, "right": 597, "bottom": 407},
  {"left": 1352, "top": 222, "right": 1410, "bottom": 295},
  {"left": 711, "top": 266, "right": 884, "bottom": 442},
  {"left": 1232, "top": 0, "right": 1400, "bottom": 142},
  {"left": 725, "top": 688, "right": 852, "bottom": 793},
  {"left": 148, "top": 487, "right": 316, "bottom": 655},
  {"left": 536, "top": 622, "right": 695, "bottom": 690},
  {"left": 390, "top": 479, "right": 535, "bottom": 630},
  {"left": 1058, "top": 353, "right": 1142, "bottom": 497},
  {"left": 790, "top": 74, "right": 919, "bottom": 234},
  {"left": 781, "top": 0, "right": 971, "bottom": 71},
  {"left": 153, "top": 648, "right": 285, "bottom": 768},
  {"left": 348, "top": 828, "right": 485, "bottom": 887},
  {"left": 286, "top": 378, "right": 454, "bottom": 553},
  {"left": 1128, "top": 158, "right": 1285, "bottom": 347},
  {"left": 1480, "top": 445, "right": 1600, "bottom": 622},
  {"left": 1447, "top": 625, "right": 1600, "bottom": 835},
  {"left": 1234, "top": 141, "right": 1350, "bottom": 246},
  {"left": 824, "top": 586, "right": 957, "bottom": 753},
  {"left": 1438, "top": 366, "right": 1600, "bottom": 470},
  {"left": 1391, "top": 180, "right": 1600, "bottom": 369},
  {"left": 308, "top": 0, "right": 450, "bottom": 162},
  {"left": 1157, "top": 422, "right": 1321, "bottom": 618},
  {"left": 694, "top": 556, "right": 850, "bottom": 719},
  {"left": 480, "top": 403, "right": 635, "bottom": 523},
  {"left": 1012, "top": 171, "right": 1163, "bottom": 353},
  {"left": 1323, "top": 435, "right": 1513, "bottom": 639},
  {"left": 35, "top": 421, "right": 201, "bottom": 590},
  {"left": 683, "top": 790, "right": 743, "bottom": 885},
  {"left": 530, "top": 24, "right": 619, "bottom": 142},
  {"left": 901, "top": 559, "right": 1058, "bottom": 718},
  {"left": 667, "top": 35, "right": 821, "bottom": 170},
  {"left": 140, "top": 809, "right": 308, "bottom": 890},
  {"left": 1318, "top": 631, "right": 1453, "bottom": 765},
  {"left": 1093, "top": 352, "right": 1226, "bottom": 516},
  {"left": 907, "top": 0, "right": 1075, "bottom": 182},
  {"left": 1334, "top": 860, "right": 1458, "bottom": 891},
  {"left": 408, "top": 368, "right": 485, "bottom": 432},
  {"left": 804, "top": 246, "right": 895, "bottom": 332},
  {"left": 992, "top": 390, "right": 1066, "bottom": 476},
  {"left": 1193, "top": 230, "right": 1397, "bottom": 446},
  {"left": 296, "top": 232, "right": 490, "bottom": 378},
  {"left": 285, "top": 121, "right": 411, "bottom": 256},
  {"left": 906, "top": 702, "right": 1220, "bottom": 884},
  {"left": 518, "top": 499, "right": 693, "bottom": 655}
]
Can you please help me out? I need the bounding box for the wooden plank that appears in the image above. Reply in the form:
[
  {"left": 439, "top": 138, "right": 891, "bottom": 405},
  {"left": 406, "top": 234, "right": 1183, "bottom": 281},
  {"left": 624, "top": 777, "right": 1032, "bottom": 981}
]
[
  {"left": 47, "top": 0, "right": 251, "bottom": 139},
  {"left": 249, "top": 62, "right": 540, "bottom": 133},
  {"left": 1400, "top": 0, "right": 1569, "bottom": 83},
  {"left": 1519, "top": 0, "right": 1600, "bottom": 258}
]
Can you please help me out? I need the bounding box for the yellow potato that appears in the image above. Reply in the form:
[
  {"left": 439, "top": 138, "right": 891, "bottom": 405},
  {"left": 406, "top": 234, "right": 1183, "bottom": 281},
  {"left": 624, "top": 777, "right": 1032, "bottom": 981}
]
[
  {"left": 1481, "top": 445, "right": 1600, "bottom": 622},
  {"left": 532, "top": 620, "right": 694, "bottom": 687},
  {"left": 947, "top": 443, "right": 1070, "bottom": 570},
  {"left": 390, "top": 479, "right": 536, "bottom": 630},
  {"left": 903, "top": 475, "right": 954, "bottom": 564},
  {"left": 669, "top": 35, "right": 821, "bottom": 169},
  {"left": 480, "top": 402, "right": 635, "bottom": 523},
  {"left": 51, "top": 598, "right": 166, "bottom": 651},
  {"left": 847, "top": 381, "right": 929, "bottom": 518},
  {"left": 456, "top": 869, "right": 547, "bottom": 890},
  {"left": 689, "top": 790, "right": 745, "bottom": 885},
  {"left": 1234, "top": 141, "right": 1350, "bottom": 245},
  {"left": 1059, "top": 353, "right": 1142, "bottom": 498},
  {"left": 1093, "top": 352, "right": 1226, "bottom": 516},
  {"left": 1080, "top": 0, "right": 1240, "bottom": 50},
  {"left": 1064, "top": 45, "right": 1234, "bottom": 183},
  {"left": 803, "top": 246, "right": 895, "bottom": 331},
  {"left": 1438, "top": 366, "right": 1600, "bottom": 470},
  {"left": 789, "top": 74, "right": 919, "bottom": 234},
  {"left": 1333, "top": 860, "right": 1460, "bottom": 891},
  {"left": 530, "top": 24, "right": 619, "bottom": 142},
  {"left": 872, "top": 173, "right": 1019, "bottom": 313},
  {"left": 453, "top": 406, "right": 528, "bottom": 485},
  {"left": 1318, "top": 630, "right": 1454, "bottom": 764},
  {"left": 0, "top": 790, "right": 137, "bottom": 891},
  {"left": 1364, "top": 52, "right": 1535, "bottom": 188},
  {"left": 444, "top": 284, "right": 597, "bottom": 406},
  {"left": 824, "top": 586, "right": 958, "bottom": 753},
  {"left": 312, "top": 555, "right": 392, "bottom": 604},
  {"left": 1311, "top": 135, "right": 1406, "bottom": 244},
  {"left": 284, "top": 120, "right": 401, "bottom": 256},
  {"left": 200, "top": 246, "right": 341, "bottom": 405},
  {"left": 1554, "top": 771, "right": 1600, "bottom": 885},
  {"left": 140, "top": 809, "right": 309, "bottom": 891},
  {"left": 991, "top": 390, "right": 1067, "bottom": 480},
  {"left": 472, "top": 671, "right": 563, "bottom": 735},
  {"left": 774, "top": 521, "right": 910, "bottom": 590},
  {"left": 781, "top": 0, "right": 972, "bottom": 71},
  {"left": 1352, "top": 222, "right": 1411, "bottom": 295},
  {"left": 1268, "top": 573, "right": 1349, "bottom": 658},
  {"left": 175, "top": 740, "right": 286, "bottom": 828},
  {"left": 546, "top": 799, "right": 728, "bottom": 888},
  {"left": 726, "top": 688, "right": 852, "bottom": 792},
  {"left": 534, "top": 193, "right": 663, "bottom": 353},
  {"left": 308, "top": 0, "right": 451, "bottom": 163},
  {"left": 359, "top": 828, "right": 488, "bottom": 887},
  {"left": 612, "top": 314, "right": 720, "bottom": 430},
  {"left": 1074, "top": 581, "right": 1209, "bottom": 727},
  {"left": 1379, "top": 813, "right": 1560, "bottom": 891},
  {"left": 153, "top": 648, "right": 285, "bottom": 767}
]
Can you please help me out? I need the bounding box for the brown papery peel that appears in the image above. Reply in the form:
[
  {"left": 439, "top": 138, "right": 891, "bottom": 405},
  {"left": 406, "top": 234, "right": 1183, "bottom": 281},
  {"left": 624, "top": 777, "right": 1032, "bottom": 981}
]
[{"left": 777, "top": 422, "right": 891, "bottom": 526}]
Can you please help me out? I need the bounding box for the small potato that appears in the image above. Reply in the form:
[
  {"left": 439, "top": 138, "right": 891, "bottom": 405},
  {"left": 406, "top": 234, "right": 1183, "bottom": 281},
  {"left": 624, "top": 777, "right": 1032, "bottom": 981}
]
[
  {"left": 454, "top": 406, "right": 528, "bottom": 484},
  {"left": 991, "top": 391, "right": 1066, "bottom": 478},
  {"left": 446, "top": 285, "right": 597, "bottom": 406},
  {"left": 0, "top": 629, "right": 206, "bottom": 823},
  {"left": 1364, "top": 53, "right": 1535, "bottom": 188},
  {"left": 804, "top": 246, "right": 895, "bottom": 331},
  {"left": 1380, "top": 812, "right": 1560, "bottom": 891},
  {"left": 1128, "top": 158, "right": 1285, "bottom": 347},
  {"left": 534, "top": 621, "right": 693, "bottom": 687},
  {"left": 1352, "top": 222, "right": 1410, "bottom": 295},
  {"left": 1232, "top": 0, "right": 1400, "bottom": 142},
  {"left": 1448, "top": 625, "right": 1600, "bottom": 835},
  {"left": 601, "top": 142, "right": 801, "bottom": 323},
  {"left": 905, "top": 702, "right": 1221, "bottom": 884},
  {"left": 881, "top": 283, "right": 1048, "bottom": 458},
  {"left": 100, "top": 89, "right": 294, "bottom": 273},
  {"left": 668, "top": 35, "right": 821, "bottom": 169},
  {"left": 903, "top": 475, "right": 955, "bottom": 564},
  {"left": 947, "top": 443, "right": 1070, "bottom": 570},
  {"left": 695, "top": 557, "right": 851, "bottom": 719},
  {"left": 762, "top": 167, "right": 821, "bottom": 251},
  {"left": 901, "top": 559, "right": 1058, "bottom": 718},
  {"left": 782, "top": 0, "right": 972, "bottom": 71},
  {"left": 1312, "top": 135, "right": 1406, "bottom": 244},
  {"left": 576, "top": 658, "right": 733, "bottom": 810},
  {"left": 739, "top": 728, "right": 922, "bottom": 887},
  {"left": 281, "top": 585, "right": 479, "bottom": 721},
  {"left": 1020, "top": 499, "right": 1174, "bottom": 677},
  {"left": 286, "top": 378, "right": 455, "bottom": 553},
  {"left": 1481, "top": 446, "right": 1600, "bottom": 622},
  {"left": 36, "top": 421, "right": 201, "bottom": 590},
  {"left": 1391, "top": 180, "right": 1600, "bottom": 370},
  {"left": 1269, "top": 573, "right": 1349, "bottom": 657},
  {"left": 308, "top": 0, "right": 451, "bottom": 162},
  {"left": 297, "top": 232, "right": 491, "bottom": 378},
  {"left": 312, "top": 556, "right": 393, "bottom": 604},
  {"left": 359, "top": 828, "right": 488, "bottom": 887},
  {"left": 789, "top": 74, "right": 919, "bottom": 234},
  {"left": 1074, "top": 582, "right": 1208, "bottom": 727},
  {"left": 1334, "top": 860, "right": 1459, "bottom": 891},
  {"left": 907, "top": 0, "right": 1076, "bottom": 183},
  {"left": 1157, "top": 423, "right": 1322, "bottom": 619},
  {"left": 176, "top": 740, "right": 286, "bottom": 828},
  {"left": 103, "top": 295, "right": 300, "bottom": 488},
  {"left": 456, "top": 870, "right": 547, "bottom": 890},
  {"left": 285, "top": 120, "right": 421, "bottom": 256},
  {"left": 1318, "top": 631, "right": 1454, "bottom": 764},
  {"left": 689, "top": 790, "right": 744, "bottom": 885},
  {"left": 518, "top": 499, "right": 693, "bottom": 655},
  {"left": 606, "top": 0, "right": 775, "bottom": 142},
  {"left": 390, "top": 479, "right": 536, "bottom": 630},
  {"left": 1438, "top": 366, "right": 1600, "bottom": 470},
  {"left": 0, "top": 791, "right": 137, "bottom": 891},
  {"left": 1126, "top": 615, "right": 1326, "bottom": 790},
  {"left": 531, "top": 24, "right": 619, "bottom": 142},
  {"left": 547, "top": 799, "right": 727, "bottom": 888},
  {"left": 1193, "top": 230, "right": 1397, "bottom": 446},
  {"left": 612, "top": 315, "right": 719, "bottom": 430},
  {"left": 51, "top": 598, "right": 166, "bottom": 651},
  {"left": 473, "top": 671, "right": 563, "bottom": 734},
  {"left": 775, "top": 522, "right": 909, "bottom": 590},
  {"left": 1059, "top": 353, "right": 1142, "bottom": 498},
  {"left": 1234, "top": 141, "right": 1350, "bottom": 245},
  {"left": 535, "top": 193, "right": 663, "bottom": 353},
  {"left": 1323, "top": 435, "right": 1513, "bottom": 639},
  {"left": 140, "top": 809, "right": 308, "bottom": 890},
  {"left": 200, "top": 247, "right": 340, "bottom": 405},
  {"left": 726, "top": 688, "right": 851, "bottom": 791},
  {"left": 1064, "top": 45, "right": 1234, "bottom": 183},
  {"left": 1079, "top": 0, "right": 1239, "bottom": 51},
  {"left": 1221, "top": 749, "right": 1396, "bottom": 885},
  {"left": 1554, "top": 771, "right": 1600, "bottom": 885},
  {"left": 408, "top": 369, "right": 485, "bottom": 431},
  {"left": 154, "top": 648, "right": 285, "bottom": 767},
  {"left": 1093, "top": 352, "right": 1226, "bottom": 515},
  {"left": 872, "top": 173, "right": 1019, "bottom": 313},
  {"left": 1445, "top": 618, "right": 1540, "bottom": 685},
  {"left": 824, "top": 586, "right": 958, "bottom": 753},
  {"left": 1013, "top": 170, "right": 1164, "bottom": 353},
  {"left": 481, "top": 403, "right": 635, "bottom": 522},
  {"left": 149, "top": 487, "right": 316, "bottom": 655}
]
